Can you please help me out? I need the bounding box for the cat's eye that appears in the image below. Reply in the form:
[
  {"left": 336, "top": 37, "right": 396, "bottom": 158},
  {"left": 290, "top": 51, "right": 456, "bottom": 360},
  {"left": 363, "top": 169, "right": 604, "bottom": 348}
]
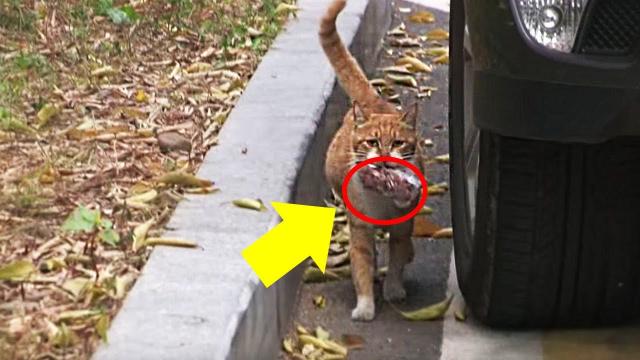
[
  {"left": 392, "top": 140, "right": 406, "bottom": 148},
  {"left": 365, "top": 139, "right": 380, "bottom": 147}
]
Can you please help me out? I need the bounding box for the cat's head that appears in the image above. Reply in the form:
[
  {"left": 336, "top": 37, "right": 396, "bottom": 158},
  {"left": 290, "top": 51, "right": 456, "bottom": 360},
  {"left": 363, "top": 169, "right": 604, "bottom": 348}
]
[{"left": 350, "top": 102, "right": 418, "bottom": 165}]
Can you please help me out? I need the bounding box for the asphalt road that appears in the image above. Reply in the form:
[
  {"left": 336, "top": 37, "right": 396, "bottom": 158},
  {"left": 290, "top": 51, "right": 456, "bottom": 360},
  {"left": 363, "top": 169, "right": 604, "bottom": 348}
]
[{"left": 289, "top": 1, "right": 640, "bottom": 359}]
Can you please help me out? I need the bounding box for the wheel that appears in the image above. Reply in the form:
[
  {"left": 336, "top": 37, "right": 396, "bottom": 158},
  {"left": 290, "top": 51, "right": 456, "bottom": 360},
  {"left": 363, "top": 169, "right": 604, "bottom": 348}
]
[{"left": 449, "top": 0, "right": 640, "bottom": 328}]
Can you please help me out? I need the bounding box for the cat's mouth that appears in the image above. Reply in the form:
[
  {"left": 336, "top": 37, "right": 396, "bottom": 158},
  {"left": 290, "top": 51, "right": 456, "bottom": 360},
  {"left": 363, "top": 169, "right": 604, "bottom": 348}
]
[{"left": 359, "top": 165, "right": 422, "bottom": 207}]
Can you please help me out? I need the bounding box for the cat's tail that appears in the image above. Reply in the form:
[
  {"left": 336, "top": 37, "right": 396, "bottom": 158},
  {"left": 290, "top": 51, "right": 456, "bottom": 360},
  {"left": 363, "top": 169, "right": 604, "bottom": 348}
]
[{"left": 319, "top": 0, "right": 389, "bottom": 112}]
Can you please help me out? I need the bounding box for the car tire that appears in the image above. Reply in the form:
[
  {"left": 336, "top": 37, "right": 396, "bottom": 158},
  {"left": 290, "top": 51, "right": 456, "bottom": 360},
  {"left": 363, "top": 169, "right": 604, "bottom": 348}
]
[{"left": 449, "top": 0, "right": 640, "bottom": 328}]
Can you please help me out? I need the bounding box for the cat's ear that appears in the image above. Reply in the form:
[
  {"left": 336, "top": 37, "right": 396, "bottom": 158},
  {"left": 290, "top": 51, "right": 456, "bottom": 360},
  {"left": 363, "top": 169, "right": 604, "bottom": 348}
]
[
  {"left": 352, "top": 101, "right": 367, "bottom": 126},
  {"left": 401, "top": 102, "right": 419, "bottom": 129}
]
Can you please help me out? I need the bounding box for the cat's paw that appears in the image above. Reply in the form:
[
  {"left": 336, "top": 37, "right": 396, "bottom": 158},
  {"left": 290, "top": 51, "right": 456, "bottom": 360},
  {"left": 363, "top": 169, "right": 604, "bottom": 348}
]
[
  {"left": 383, "top": 279, "right": 407, "bottom": 302},
  {"left": 351, "top": 296, "right": 375, "bottom": 321}
]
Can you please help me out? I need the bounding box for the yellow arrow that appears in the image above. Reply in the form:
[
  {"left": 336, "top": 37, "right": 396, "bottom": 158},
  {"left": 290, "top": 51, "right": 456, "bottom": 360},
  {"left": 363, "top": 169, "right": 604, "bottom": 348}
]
[{"left": 242, "top": 202, "right": 336, "bottom": 288}]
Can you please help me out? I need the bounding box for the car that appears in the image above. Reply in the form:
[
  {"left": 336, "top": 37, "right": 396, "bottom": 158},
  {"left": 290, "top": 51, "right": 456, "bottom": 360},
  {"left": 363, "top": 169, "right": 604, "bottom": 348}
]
[{"left": 449, "top": 0, "right": 640, "bottom": 327}]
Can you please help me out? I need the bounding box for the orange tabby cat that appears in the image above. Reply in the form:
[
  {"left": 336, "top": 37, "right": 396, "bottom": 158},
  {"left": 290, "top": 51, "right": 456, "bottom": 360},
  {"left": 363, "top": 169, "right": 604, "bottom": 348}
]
[{"left": 320, "top": 0, "right": 422, "bottom": 321}]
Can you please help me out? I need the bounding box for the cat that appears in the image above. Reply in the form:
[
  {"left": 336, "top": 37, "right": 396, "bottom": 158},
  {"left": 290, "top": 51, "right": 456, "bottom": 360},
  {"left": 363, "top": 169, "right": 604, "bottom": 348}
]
[{"left": 319, "top": 0, "right": 423, "bottom": 321}]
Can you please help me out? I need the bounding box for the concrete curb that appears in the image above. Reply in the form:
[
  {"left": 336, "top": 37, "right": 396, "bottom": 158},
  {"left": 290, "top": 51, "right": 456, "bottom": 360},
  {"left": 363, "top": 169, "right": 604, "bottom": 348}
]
[{"left": 93, "top": 1, "right": 391, "bottom": 359}]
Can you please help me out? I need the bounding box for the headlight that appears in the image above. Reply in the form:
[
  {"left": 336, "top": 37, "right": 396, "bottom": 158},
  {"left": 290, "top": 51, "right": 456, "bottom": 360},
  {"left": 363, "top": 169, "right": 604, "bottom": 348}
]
[{"left": 515, "top": 0, "right": 589, "bottom": 53}]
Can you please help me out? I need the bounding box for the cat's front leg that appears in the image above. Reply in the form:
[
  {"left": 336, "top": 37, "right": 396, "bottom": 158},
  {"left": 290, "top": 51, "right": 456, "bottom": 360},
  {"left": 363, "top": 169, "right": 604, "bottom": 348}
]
[
  {"left": 348, "top": 217, "right": 376, "bottom": 321},
  {"left": 384, "top": 219, "right": 414, "bottom": 302}
]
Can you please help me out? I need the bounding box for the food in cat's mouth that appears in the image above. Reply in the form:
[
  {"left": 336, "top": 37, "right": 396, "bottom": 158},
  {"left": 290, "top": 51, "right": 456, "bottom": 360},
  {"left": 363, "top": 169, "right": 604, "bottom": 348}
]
[{"left": 359, "top": 164, "right": 422, "bottom": 205}]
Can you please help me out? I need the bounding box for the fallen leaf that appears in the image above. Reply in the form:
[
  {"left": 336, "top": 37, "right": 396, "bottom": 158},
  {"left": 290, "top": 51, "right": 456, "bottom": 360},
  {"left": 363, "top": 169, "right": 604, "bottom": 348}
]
[
  {"left": 387, "top": 23, "right": 406, "bottom": 37},
  {"left": 432, "top": 227, "right": 453, "bottom": 239},
  {"left": 341, "top": 334, "right": 365, "bottom": 350},
  {"left": 232, "top": 198, "right": 267, "bottom": 211},
  {"left": 428, "top": 182, "right": 449, "bottom": 195},
  {"left": 454, "top": 307, "right": 467, "bottom": 322},
  {"left": 144, "top": 238, "right": 198, "bottom": 248},
  {"left": 133, "top": 219, "right": 155, "bottom": 251},
  {"left": 388, "top": 37, "right": 421, "bottom": 47},
  {"left": 434, "top": 154, "right": 449, "bottom": 163},
  {"left": 52, "top": 323, "right": 77, "bottom": 348},
  {"left": 126, "top": 190, "right": 158, "bottom": 204},
  {"left": 155, "top": 171, "right": 213, "bottom": 188},
  {"left": 91, "top": 66, "right": 116, "bottom": 77},
  {"left": 426, "top": 28, "right": 449, "bottom": 40},
  {"left": 135, "top": 89, "right": 149, "bottom": 103},
  {"left": 408, "top": 10, "right": 435, "bottom": 24},
  {"left": 185, "top": 62, "right": 212, "bottom": 73},
  {"left": 369, "top": 78, "right": 388, "bottom": 87},
  {"left": 396, "top": 56, "right": 432, "bottom": 73},
  {"left": 58, "top": 309, "right": 101, "bottom": 322},
  {"left": 419, "top": 206, "right": 433, "bottom": 215},
  {"left": 303, "top": 267, "right": 340, "bottom": 283},
  {"left": 299, "top": 335, "right": 348, "bottom": 356},
  {"left": 96, "top": 314, "right": 110, "bottom": 343},
  {"left": 397, "top": 295, "right": 453, "bottom": 321},
  {"left": 313, "top": 295, "right": 327, "bottom": 309},
  {"left": 433, "top": 53, "right": 449, "bottom": 65},
  {"left": 381, "top": 65, "right": 412, "bottom": 75},
  {"left": 296, "top": 324, "right": 310, "bottom": 335},
  {"left": 412, "top": 216, "right": 442, "bottom": 237},
  {"left": 275, "top": 3, "right": 298, "bottom": 16},
  {"left": 0, "top": 260, "right": 35, "bottom": 281},
  {"left": 386, "top": 74, "right": 418, "bottom": 88},
  {"left": 62, "top": 277, "right": 92, "bottom": 299},
  {"left": 424, "top": 47, "right": 449, "bottom": 57},
  {"left": 283, "top": 337, "right": 295, "bottom": 353},
  {"left": 36, "top": 104, "right": 59, "bottom": 128},
  {"left": 315, "top": 326, "right": 330, "bottom": 341}
]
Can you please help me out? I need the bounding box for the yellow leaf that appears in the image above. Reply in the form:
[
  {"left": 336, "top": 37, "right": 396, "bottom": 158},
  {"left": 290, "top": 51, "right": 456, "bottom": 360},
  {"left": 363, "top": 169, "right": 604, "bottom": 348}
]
[
  {"left": 135, "top": 89, "right": 149, "bottom": 103},
  {"left": 434, "top": 154, "right": 449, "bottom": 163},
  {"left": 52, "top": 323, "right": 77, "bottom": 348},
  {"left": 126, "top": 190, "right": 158, "bottom": 204},
  {"left": 424, "top": 47, "right": 449, "bottom": 57},
  {"left": 397, "top": 295, "right": 453, "bottom": 321},
  {"left": 408, "top": 10, "right": 435, "bottom": 24},
  {"left": 91, "top": 66, "right": 116, "bottom": 77},
  {"left": 303, "top": 267, "right": 340, "bottom": 283},
  {"left": 232, "top": 198, "right": 267, "bottom": 211},
  {"left": 0, "top": 260, "right": 35, "bottom": 281},
  {"left": 58, "top": 309, "right": 101, "bottom": 322},
  {"left": 283, "top": 337, "right": 295, "bottom": 353},
  {"left": 114, "top": 274, "right": 135, "bottom": 300},
  {"left": 426, "top": 28, "right": 450, "bottom": 40},
  {"left": 96, "top": 314, "right": 110, "bottom": 343},
  {"left": 62, "top": 277, "right": 92, "bottom": 299},
  {"left": 315, "top": 326, "right": 330, "bottom": 341},
  {"left": 299, "top": 335, "right": 347, "bottom": 356},
  {"left": 434, "top": 53, "right": 449, "bottom": 65},
  {"left": 155, "top": 171, "right": 213, "bottom": 188},
  {"left": 275, "top": 3, "right": 298, "bottom": 16},
  {"left": 396, "top": 56, "right": 432, "bottom": 73},
  {"left": 454, "top": 307, "right": 467, "bottom": 322},
  {"left": 133, "top": 219, "right": 155, "bottom": 252},
  {"left": 36, "top": 104, "right": 59, "bottom": 128},
  {"left": 386, "top": 74, "right": 418, "bottom": 88},
  {"left": 185, "top": 62, "right": 212, "bottom": 73},
  {"left": 144, "top": 237, "right": 198, "bottom": 248},
  {"left": 313, "top": 295, "right": 327, "bottom": 309},
  {"left": 432, "top": 227, "right": 453, "bottom": 239}
]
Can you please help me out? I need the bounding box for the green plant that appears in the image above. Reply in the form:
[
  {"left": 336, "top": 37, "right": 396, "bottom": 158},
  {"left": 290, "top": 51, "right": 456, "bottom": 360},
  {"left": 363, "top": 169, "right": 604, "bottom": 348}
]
[{"left": 62, "top": 205, "right": 120, "bottom": 246}]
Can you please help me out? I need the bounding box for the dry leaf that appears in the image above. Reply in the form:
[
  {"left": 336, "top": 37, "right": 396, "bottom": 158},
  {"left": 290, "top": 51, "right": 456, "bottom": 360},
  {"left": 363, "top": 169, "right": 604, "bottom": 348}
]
[
  {"left": 434, "top": 154, "right": 449, "bottom": 163},
  {"left": 303, "top": 267, "right": 340, "bottom": 283},
  {"left": 424, "top": 47, "right": 449, "bottom": 57},
  {"left": 454, "top": 307, "right": 467, "bottom": 322},
  {"left": 315, "top": 326, "right": 330, "bottom": 341},
  {"left": 232, "top": 198, "right": 267, "bottom": 211},
  {"left": 396, "top": 56, "right": 432, "bottom": 73},
  {"left": 155, "top": 171, "right": 213, "bottom": 188},
  {"left": 387, "top": 23, "right": 406, "bottom": 37},
  {"left": 341, "top": 334, "right": 365, "bottom": 350},
  {"left": 381, "top": 65, "right": 412, "bottom": 75},
  {"left": 283, "top": 337, "right": 295, "bottom": 353},
  {"left": 299, "top": 335, "right": 348, "bottom": 356},
  {"left": 388, "top": 37, "right": 421, "bottom": 47},
  {"left": 58, "top": 309, "right": 101, "bottom": 322},
  {"left": 185, "top": 62, "right": 212, "bottom": 73},
  {"left": 135, "top": 89, "right": 149, "bottom": 103},
  {"left": 408, "top": 10, "right": 435, "bottom": 24},
  {"left": 96, "top": 314, "right": 109, "bottom": 343},
  {"left": 36, "top": 104, "right": 59, "bottom": 128},
  {"left": 144, "top": 238, "right": 198, "bottom": 248},
  {"left": 426, "top": 28, "right": 449, "bottom": 40},
  {"left": 433, "top": 53, "right": 449, "bottom": 65},
  {"left": 52, "top": 323, "right": 77, "bottom": 348},
  {"left": 412, "top": 216, "right": 442, "bottom": 237},
  {"left": 296, "top": 324, "right": 310, "bottom": 335},
  {"left": 397, "top": 295, "right": 453, "bottom": 321},
  {"left": 0, "top": 260, "right": 35, "bottom": 281},
  {"left": 91, "top": 66, "right": 116, "bottom": 77},
  {"left": 62, "top": 278, "right": 92, "bottom": 299},
  {"left": 429, "top": 182, "right": 449, "bottom": 195},
  {"left": 432, "top": 227, "right": 453, "bottom": 239},
  {"left": 387, "top": 74, "right": 418, "bottom": 88},
  {"left": 313, "top": 295, "right": 326, "bottom": 309},
  {"left": 126, "top": 190, "right": 157, "bottom": 204},
  {"left": 275, "top": 3, "right": 298, "bottom": 16},
  {"left": 419, "top": 206, "right": 433, "bottom": 215}
]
